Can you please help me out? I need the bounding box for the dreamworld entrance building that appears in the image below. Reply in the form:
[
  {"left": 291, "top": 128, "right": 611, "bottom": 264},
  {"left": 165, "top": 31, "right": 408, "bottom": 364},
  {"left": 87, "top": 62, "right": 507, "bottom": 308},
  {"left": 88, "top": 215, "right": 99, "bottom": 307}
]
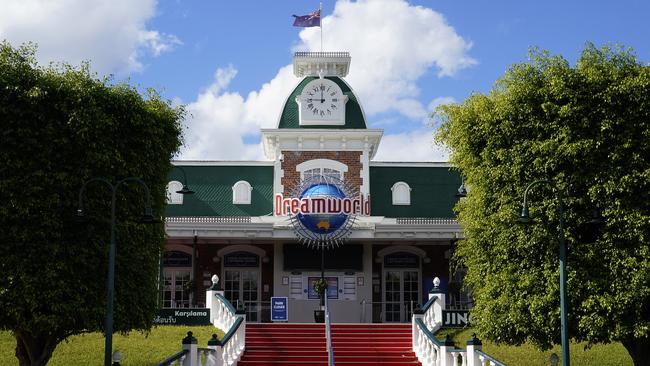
[{"left": 162, "top": 52, "right": 467, "bottom": 323}]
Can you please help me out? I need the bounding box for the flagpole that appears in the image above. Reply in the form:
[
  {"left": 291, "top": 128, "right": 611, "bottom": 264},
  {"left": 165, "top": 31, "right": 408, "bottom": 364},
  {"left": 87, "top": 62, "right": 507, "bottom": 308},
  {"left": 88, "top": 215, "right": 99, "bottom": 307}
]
[{"left": 320, "top": 1, "right": 323, "bottom": 52}]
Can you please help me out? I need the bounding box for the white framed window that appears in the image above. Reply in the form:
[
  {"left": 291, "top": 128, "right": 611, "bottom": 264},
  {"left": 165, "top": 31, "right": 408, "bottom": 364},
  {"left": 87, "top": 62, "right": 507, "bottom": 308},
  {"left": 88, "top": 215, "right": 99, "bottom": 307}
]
[
  {"left": 296, "top": 159, "right": 348, "bottom": 181},
  {"left": 166, "top": 181, "right": 184, "bottom": 205},
  {"left": 391, "top": 182, "right": 411, "bottom": 205},
  {"left": 232, "top": 180, "right": 252, "bottom": 205}
]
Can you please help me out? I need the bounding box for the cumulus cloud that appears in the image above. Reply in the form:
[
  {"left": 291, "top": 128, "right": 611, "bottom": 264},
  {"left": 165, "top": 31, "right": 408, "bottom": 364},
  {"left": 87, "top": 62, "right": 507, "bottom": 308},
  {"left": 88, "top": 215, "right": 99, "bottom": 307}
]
[
  {"left": 296, "top": 0, "right": 475, "bottom": 116},
  {"left": 181, "top": 65, "right": 297, "bottom": 160},
  {"left": 0, "top": 0, "right": 180, "bottom": 74},
  {"left": 373, "top": 129, "right": 450, "bottom": 162},
  {"left": 179, "top": 0, "right": 474, "bottom": 161}
]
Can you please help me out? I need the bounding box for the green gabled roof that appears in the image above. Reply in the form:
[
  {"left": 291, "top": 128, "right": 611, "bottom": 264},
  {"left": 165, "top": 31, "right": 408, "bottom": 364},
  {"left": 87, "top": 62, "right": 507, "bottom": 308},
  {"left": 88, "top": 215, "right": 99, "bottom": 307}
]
[
  {"left": 370, "top": 165, "right": 461, "bottom": 218},
  {"left": 166, "top": 164, "right": 273, "bottom": 217},
  {"left": 278, "top": 76, "right": 366, "bottom": 129}
]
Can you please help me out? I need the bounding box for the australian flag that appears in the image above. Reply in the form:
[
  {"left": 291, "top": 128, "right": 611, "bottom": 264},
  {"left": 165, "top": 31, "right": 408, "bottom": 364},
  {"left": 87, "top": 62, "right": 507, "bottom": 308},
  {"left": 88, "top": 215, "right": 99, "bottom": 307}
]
[{"left": 293, "top": 9, "right": 321, "bottom": 27}]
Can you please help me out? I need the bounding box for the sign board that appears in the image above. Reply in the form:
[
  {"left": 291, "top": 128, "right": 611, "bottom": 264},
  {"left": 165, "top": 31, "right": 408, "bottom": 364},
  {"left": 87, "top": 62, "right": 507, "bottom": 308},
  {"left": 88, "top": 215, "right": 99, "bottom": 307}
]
[
  {"left": 162, "top": 251, "right": 192, "bottom": 267},
  {"left": 384, "top": 252, "right": 419, "bottom": 268},
  {"left": 224, "top": 251, "right": 259, "bottom": 267},
  {"left": 307, "top": 276, "right": 339, "bottom": 299},
  {"left": 154, "top": 308, "right": 210, "bottom": 325},
  {"left": 271, "top": 297, "right": 288, "bottom": 321},
  {"left": 442, "top": 310, "right": 471, "bottom": 328},
  {"left": 275, "top": 175, "right": 369, "bottom": 248}
]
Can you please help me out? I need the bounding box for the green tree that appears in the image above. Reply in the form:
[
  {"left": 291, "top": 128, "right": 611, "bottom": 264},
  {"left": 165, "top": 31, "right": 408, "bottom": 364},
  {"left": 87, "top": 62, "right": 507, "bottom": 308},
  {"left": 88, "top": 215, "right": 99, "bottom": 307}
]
[
  {"left": 0, "top": 42, "right": 184, "bottom": 365},
  {"left": 436, "top": 44, "right": 649, "bottom": 365}
]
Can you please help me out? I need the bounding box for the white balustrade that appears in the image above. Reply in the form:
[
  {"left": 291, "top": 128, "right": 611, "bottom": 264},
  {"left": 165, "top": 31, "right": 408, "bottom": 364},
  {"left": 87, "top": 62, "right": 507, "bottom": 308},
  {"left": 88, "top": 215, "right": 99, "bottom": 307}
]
[
  {"left": 412, "top": 278, "right": 506, "bottom": 366},
  {"left": 158, "top": 275, "right": 246, "bottom": 366}
]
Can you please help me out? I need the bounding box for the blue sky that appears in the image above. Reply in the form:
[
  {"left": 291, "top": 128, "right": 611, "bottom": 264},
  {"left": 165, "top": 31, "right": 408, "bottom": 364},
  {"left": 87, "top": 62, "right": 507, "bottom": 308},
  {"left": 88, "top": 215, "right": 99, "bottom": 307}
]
[{"left": 2, "top": 0, "right": 649, "bottom": 161}]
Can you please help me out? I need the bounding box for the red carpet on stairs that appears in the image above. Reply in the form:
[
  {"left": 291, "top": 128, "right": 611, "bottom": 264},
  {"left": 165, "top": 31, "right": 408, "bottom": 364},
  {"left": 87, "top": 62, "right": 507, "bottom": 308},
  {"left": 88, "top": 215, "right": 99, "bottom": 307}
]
[{"left": 238, "top": 323, "right": 421, "bottom": 366}]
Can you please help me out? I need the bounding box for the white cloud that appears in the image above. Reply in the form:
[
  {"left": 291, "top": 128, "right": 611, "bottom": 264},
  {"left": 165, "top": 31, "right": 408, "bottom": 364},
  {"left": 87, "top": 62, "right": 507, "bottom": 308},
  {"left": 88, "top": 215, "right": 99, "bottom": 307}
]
[
  {"left": 296, "top": 0, "right": 475, "bottom": 117},
  {"left": 181, "top": 65, "right": 297, "bottom": 160},
  {"left": 373, "top": 129, "right": 450, "bottom": 162},
  {"left": 428, "top": 96, "right": 457, "bottom": 111},
  {"left": 0, "top": 0, "right": 180, "bottom": 74},
  {"left": 179, "top": 0, "right": 474, "bottom": 161}
]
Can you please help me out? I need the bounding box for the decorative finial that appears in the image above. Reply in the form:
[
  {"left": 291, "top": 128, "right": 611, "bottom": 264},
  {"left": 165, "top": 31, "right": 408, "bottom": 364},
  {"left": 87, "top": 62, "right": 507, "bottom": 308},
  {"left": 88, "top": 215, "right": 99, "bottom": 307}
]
[
  {"left": 211, "top": 274, "right": 219, "bottom": 285},
  {"left": 433, "top": 277, "right": 440, "bottom": 288}
]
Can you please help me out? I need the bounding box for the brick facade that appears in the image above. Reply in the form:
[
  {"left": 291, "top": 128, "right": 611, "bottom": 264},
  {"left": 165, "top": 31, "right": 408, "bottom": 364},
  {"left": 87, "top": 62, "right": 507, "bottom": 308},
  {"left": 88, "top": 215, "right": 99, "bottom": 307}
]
[{"left": 280, "top": 150, "right": 363, "bottom": 194}]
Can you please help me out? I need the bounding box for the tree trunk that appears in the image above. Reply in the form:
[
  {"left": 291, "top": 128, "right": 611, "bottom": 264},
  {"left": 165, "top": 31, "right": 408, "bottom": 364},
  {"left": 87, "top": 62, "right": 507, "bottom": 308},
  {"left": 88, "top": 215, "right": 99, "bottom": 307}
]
[
  {"left": 622, "top": 336, "right": 650, "bottom": 366},
  {"left": 14, "top": 330, "right": 59, "bottom": 366}
]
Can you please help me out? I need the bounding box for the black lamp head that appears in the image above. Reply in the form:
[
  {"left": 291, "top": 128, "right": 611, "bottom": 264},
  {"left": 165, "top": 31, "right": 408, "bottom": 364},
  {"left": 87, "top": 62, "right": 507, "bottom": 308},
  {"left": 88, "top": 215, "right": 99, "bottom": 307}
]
[
  {"left": 75, "top": 208, "right": 88, "bottom": 223},
  {"left": 141, "top": 207, "right": 161, "bottom": 224},
  {"left": 517, "top": 205, "right": 532, "bottom": 224},
  {"left": 456, "top": 183, "right": 467, "bottom": 198},
  {"left": 586, "top": 208, "right": 605, "bottom": 226},
  {"left": 176, "top": 185, "right": 195, "bottom": 195}
]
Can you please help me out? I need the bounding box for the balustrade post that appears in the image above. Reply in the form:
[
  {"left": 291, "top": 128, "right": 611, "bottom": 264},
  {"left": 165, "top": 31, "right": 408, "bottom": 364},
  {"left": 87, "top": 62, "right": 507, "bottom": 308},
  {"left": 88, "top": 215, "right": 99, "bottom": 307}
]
[
  {"left": 182, "top": 331, "right": 198, "bottom": 366},
  {"left": 206, "top": 275, "right": 224, "bottom": 325},
  {"left": 412, "top": 306, "right": 424, "bottom": 352},
  {"left": 429, "top": 277, "right": 446, "bottom": 326},
  {"left": 207, "top": 334, "right": 223, "bottom": 366},
  {"left": 438, "top": 334, "right": 455, "bottom": 366},
  {"left": 466, "top": 333, "right": 482, "bottom": 366}
]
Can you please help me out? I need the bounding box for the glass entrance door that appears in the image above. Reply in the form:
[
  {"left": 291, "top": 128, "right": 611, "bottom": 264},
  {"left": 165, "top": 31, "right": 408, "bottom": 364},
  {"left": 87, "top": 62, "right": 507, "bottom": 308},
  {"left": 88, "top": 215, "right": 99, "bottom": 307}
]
[
  {"left": 224, "top": 269, "right": 260, "bottom": 322},
  {"left": 162, "top": 269, "right": 191, "bottom": 308},
  {"left": 383, "top": 270, "right": 419, "bottom": 322}
]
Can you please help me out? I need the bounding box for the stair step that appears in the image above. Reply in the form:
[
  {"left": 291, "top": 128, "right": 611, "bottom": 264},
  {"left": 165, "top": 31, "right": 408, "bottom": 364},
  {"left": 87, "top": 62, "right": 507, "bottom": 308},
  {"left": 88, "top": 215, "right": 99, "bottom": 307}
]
[
  {"left": 240, "top": 323, "right": 419, "bottom": 366},
  {"left": 238, "top": 362, "right": 420, "bottom": 366}
]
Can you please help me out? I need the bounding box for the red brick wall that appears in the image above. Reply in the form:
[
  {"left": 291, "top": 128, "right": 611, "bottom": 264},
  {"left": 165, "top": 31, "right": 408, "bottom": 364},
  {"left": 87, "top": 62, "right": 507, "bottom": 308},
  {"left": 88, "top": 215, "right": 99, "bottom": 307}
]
[{"left": 281, "top": 150, "right": 363, "bottom": 194}]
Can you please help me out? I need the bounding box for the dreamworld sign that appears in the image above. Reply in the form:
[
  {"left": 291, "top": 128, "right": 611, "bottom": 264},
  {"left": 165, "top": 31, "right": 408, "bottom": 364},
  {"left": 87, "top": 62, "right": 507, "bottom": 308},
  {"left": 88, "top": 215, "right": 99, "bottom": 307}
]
[
  {"left": 274, "top": 176, "right": 370, "bottom": 247},
  {"left": 274, "top": 193, "right": 371, "bottom": 216}
]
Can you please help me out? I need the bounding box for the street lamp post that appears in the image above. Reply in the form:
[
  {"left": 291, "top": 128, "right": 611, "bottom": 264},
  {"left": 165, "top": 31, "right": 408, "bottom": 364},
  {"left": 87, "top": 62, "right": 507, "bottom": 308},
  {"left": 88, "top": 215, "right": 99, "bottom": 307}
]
[
  {"left": 76, "top": 177, "right": 158, "bottom": 366},
  {"left": 517, "top": 179, "right": 570, "bottom": 366}
]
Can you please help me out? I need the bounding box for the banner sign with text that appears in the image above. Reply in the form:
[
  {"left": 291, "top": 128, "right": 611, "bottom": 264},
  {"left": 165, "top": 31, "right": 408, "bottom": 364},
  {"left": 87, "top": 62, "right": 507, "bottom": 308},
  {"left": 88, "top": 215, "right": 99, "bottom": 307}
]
[
  {"left": 442, "top": 310, "right": 471, "bottom": 328},
  {"left": 271, "top": 297, "right": 288, "bottom": 321},
  {"left": 154, "top": 308, "right": 211, "bottom": 325}
]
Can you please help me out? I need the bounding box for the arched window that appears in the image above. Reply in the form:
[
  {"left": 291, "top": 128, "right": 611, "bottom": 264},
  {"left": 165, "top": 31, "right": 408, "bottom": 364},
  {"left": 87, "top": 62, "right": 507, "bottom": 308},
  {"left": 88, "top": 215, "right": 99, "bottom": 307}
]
[
  {"left": 166, "top": 181, "right": 184, "bottom": 205},
  {"left": 391, "top": 182, "right": 411, "bottom": 205},
  {"left": 296, "top": 159, "right": 348, "bottom": 181},
  {"left": 232, "top": 180, "right": 252, "bottom": 204}
]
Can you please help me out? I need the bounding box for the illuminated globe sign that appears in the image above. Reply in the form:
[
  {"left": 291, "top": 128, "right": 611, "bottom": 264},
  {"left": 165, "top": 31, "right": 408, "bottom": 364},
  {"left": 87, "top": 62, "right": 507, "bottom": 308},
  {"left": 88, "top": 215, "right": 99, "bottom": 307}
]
[{"left": 274, "top": 175, "right": 370, "bottom": 248}]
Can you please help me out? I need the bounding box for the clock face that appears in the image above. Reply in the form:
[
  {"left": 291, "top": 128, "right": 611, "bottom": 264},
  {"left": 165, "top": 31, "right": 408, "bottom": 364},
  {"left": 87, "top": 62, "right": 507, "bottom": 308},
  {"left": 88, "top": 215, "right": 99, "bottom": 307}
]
[{"left": 298, "top": 78, "right": 346, "bottom": 125}]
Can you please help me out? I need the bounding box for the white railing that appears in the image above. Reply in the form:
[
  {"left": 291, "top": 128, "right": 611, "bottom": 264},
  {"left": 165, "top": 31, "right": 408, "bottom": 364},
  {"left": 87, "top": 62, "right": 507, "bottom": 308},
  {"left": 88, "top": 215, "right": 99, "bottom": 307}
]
[
  {"left": 157, "top": 275, "right": 246, "bottom": 366},
  {"left": 412, "top": 278, "right": 506, "bottom": 366},
  {"left": 475, "top": 350, "right": 507, "bottom": 366},
  {"left": 324, "top": 294, "right": 335, "bottom": 366}
]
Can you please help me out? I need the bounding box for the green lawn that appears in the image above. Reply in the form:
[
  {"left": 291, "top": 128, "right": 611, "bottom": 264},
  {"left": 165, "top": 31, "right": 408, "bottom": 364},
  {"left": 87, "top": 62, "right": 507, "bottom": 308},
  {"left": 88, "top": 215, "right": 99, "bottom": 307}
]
[
  {"left": 0, "top": 326, "right": 633, "bottom": 366},
  {"left": 0, "top": 326, "right": 224, "bottom": 366},
  {"left": 436, "top": 328, "right": 633, "bottom": 366}
]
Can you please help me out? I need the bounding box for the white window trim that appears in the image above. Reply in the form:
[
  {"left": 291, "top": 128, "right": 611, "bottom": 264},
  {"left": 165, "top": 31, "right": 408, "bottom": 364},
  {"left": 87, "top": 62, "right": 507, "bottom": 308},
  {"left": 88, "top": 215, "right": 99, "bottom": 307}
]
[
  {"left": 167, "top": 181, "right": 184, "bottom": 205},
  {"left": 232, "top": 180, "right": 253, "bottom": 205},
  {"left": 391, "top": 181, "right": 411, "bottom": 205},
  {"left": 296, "top": 159, "right": 348, "bottom": 181}
]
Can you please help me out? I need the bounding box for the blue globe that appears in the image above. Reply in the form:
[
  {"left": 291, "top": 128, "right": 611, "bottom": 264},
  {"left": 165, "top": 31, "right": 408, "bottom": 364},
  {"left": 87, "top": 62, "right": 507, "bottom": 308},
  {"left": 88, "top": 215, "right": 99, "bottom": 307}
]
[{"left": 297, "top": 183, "right": 348, "bottom": 233}]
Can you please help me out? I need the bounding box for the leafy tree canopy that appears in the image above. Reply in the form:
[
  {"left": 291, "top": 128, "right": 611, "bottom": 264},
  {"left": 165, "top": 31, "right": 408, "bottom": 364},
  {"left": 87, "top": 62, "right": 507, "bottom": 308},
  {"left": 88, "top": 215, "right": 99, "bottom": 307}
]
[
  {"left": 0, "top": 42, "right": 184, "bottom": 365},
  {"left": 436, "top": 44, "right": 649, "bottom": 365}
]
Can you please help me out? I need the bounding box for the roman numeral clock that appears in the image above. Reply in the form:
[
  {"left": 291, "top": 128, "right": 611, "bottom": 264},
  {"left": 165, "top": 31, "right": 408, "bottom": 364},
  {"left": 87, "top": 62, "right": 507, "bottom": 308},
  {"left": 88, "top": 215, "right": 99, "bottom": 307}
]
[{"left": 297, "top": 77, "right": 348, "bottom": 125}]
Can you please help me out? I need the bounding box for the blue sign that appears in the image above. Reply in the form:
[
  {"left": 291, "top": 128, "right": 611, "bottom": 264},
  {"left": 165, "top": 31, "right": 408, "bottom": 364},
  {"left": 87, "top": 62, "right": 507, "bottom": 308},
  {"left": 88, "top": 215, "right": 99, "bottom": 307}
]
[{"left": 271, "top": 297, "right": 288, "bottom": 322}]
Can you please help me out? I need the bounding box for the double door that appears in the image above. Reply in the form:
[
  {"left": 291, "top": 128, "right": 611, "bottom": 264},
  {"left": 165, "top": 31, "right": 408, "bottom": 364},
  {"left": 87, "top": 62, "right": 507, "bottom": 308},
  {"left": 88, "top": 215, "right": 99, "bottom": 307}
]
[
  {"left": 162, "top": 269, "right": 191, "bottom": 308},
  {"left": 224, "top": 269, "right": 260, "bottom": 322},
  {"left": 383, "top": 269, "right": 419, "bottom": 322}
]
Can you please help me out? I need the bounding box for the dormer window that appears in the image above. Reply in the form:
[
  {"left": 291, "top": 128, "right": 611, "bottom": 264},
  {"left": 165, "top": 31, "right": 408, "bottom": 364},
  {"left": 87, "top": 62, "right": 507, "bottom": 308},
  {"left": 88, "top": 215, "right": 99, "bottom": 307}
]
[
  {"left": 296, "top": 159, "right": 348, "bottom": 181},
  {"left": 391, "top": 182, "right": 411, "bottom": 205},
  {"left": 232, "top": 181, "right": 252, "bottom": 205},
  {"left": 166, "top": 181, "right": 184, "bottom": 205}
]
